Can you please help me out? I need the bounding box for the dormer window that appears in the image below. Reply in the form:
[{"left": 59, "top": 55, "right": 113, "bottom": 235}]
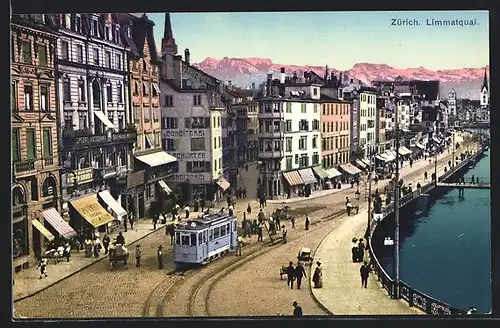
[
  {"left": 63, "top": 14, "right": 71, "bottom": 28},
  {"left": 125, "top": 25, "right": 131, "bottom": 38},
  {"left": 105, "top": 24, "right": 111, "bottom": 41},
  {"left": 75, "top": 14, "right": 82, "bottom": 33},
  {"left": 33, "top": 14, "right": 45, "bottom": 23}
]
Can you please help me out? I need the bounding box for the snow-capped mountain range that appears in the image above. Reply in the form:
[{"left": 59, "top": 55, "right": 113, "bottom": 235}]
[{"left": 193, "top": 57, "right": 489, "bottom": 100}]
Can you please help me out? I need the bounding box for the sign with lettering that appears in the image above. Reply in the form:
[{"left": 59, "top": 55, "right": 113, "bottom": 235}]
[
  {"left": 168, "top": 173, "right": 211, "bottom": 183},
  {"left": 163, "top": 130, "right": 205, "bottom": 138},
  {"left": 127, "top": 170, "right": 145, "bottom": 188},
  {"left": 170, "top": 152, "right": 206, "bottom": 161},
  {"left": 67, "top": 168, "right": 93, "bottom": 186}
]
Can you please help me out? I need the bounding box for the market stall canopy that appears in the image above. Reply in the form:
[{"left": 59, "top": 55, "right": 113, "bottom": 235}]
[
  {"left": 312, "top": 166, "right": 329, "bottom": 180},
  {"left": 41, "top": 207, "right": 77, "bottom": 238},
  {"left": 339, "top": 163, "right": 362, "bottom": 175},
  {"left": 157, "top": 180, "right": 173, "bottom": 194},
  {"left": 355, "top": 159, "right": 369, "bottom": 169},
  {"left": 70, "top": 194, "right": 114, "bottom": 228},
  {"left": 415, "top": 143, "right": 425, "bottom": 150},
  {"left": 283, "top": 171, "right": 304, "bottom": 186},
  {"left": 94, "top": 110, "right": 116, "bottom": 129},
  {"left": 361, "top": 159, "right": 371, "bottom": 167},
  {"left": 98, "top": 190, "right": 127, "bottom": 221},
  {"left": 135, "top": 151, "right": 177, "bottom": 167},
  {"left": 298, "top": 168, "right": 318, "bottom": 185},
  {"left": 216, "top": 177, "right": 230, "bottom": 191},
  {"left": 383, "top": 151, "right": 396, "bottom": 161},
  {"left": 32, "top": 219, "right": 55, "bottom": 241},
  {"left": 398, "top": 146, "right": 413, "bottom": 156},
  {"left": 326, "top": 167, "right": 342, "bottom": 178}
]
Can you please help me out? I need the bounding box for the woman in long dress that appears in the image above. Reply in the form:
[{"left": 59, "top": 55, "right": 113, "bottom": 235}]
[{"left": 313, "top": 261, "right": 323, "bottom": 288}]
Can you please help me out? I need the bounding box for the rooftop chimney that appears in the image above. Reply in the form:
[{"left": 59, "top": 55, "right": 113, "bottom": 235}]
[
  {"left": 339, "top": 72, "right": 343, "bottom": 85},
  {"left": 266, "top": 73, "right": 273, "bottom": 97},
  {"left": 292, "top": 72, "right": 298, "bottom": 83},
  {"left": 280, "top": 67, "right": 286, "bottom": 84},
  {"left": 172, "top": 55, "right": 183, "bottom": 88},
  {"left": 251, "top": 82, "right": 256, "bottom": 97},
  {"left": 184, "top": 48, "right": 190, "bottom": 65}
]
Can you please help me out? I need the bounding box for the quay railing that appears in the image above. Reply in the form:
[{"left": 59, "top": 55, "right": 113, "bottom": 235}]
[{"left": 368, "top": 146, "right": 485, "bottom": 315}]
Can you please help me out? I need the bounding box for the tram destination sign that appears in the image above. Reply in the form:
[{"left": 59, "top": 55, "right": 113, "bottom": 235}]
[{"left": 163, "top": 130, "right": 205, "bottom": 138}]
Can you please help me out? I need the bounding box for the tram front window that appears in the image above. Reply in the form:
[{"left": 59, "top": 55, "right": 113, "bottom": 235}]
[
  {"left": 175, "top": 232, "right": 181, "bottom": 245},
  {"left": 181, "top": 234, "right": 190, "bottom": 246},
  {"left": 190, "top": 233, "right": 197, "bottom": 246}
]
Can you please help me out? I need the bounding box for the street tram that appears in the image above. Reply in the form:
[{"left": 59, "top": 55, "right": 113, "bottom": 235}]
[{"left": 173, "top": 212, "right": 238, "bottom": 267}]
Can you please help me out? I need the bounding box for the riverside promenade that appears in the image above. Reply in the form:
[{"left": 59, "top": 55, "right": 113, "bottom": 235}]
[{"left": 311, "top": 146, "right": 459, "bottom": 315}]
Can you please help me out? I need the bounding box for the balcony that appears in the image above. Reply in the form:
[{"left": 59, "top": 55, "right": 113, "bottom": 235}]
[
  {"left": 259, "top": 149, "right": 284, "bottom": 159},
  {"left": 43, "top": 157, "right": 54, "bottom": 166},
  {"left": 93, "top": 166, "right": 117, "bottom": 180},
  {"left": 14, "top": 160, "right": 35, "bottom": 174},
  {"left": 62, "top": 129, "right": 137, "bottom": 150}
]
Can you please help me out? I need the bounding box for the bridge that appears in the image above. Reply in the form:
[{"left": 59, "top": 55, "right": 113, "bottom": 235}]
[{"left": 436, "top": 182, "right": 490, "bottom": 189}]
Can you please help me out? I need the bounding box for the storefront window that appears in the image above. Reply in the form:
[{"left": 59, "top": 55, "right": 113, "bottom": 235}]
[{"left": 13, "top": 219, "right": 28, "bottom": 259}]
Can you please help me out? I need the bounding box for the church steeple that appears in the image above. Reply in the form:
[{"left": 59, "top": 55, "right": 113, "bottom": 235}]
[
  {"left": 482, "top": 68, "right": 488, "bottom": 91},
  {"left": 161, "top": 13, "right": 178, "bottom": 56}
]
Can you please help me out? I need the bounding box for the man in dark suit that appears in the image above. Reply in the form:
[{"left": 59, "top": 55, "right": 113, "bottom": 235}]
[
  {"left": 295, "top": 262, "right": 307, "bottom": 289},
  {"left": 292, "top": 301, "right": 303, "bottom": 316},
  {"left": 286, "top": 261, "right": 296, "bottom": 289}
]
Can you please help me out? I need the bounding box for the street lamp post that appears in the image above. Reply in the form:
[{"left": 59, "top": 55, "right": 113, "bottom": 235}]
[
  {"left": 367, "top": 148, "right": 373, "bottom": 234},
  {"left": 393, "top": 95, "right": 401, "bottom": 299}
]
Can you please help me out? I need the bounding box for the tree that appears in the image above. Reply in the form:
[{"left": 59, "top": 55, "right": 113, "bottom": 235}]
[{"left": 351, "top": 146, "right": 365, "bottom": 161}]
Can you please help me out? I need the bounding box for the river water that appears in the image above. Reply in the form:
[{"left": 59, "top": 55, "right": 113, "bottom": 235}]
[{"left": 374, "top": 149, "right": 491, "bottom": 313}]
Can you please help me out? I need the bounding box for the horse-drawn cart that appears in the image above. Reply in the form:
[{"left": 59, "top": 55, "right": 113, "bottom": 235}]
[{"left": 109, "top": 244, "right": 129, "bottom": 269}]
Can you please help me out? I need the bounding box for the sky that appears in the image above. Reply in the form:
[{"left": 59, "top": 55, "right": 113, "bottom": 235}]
[{"left": 145, "top": 11, "right": 489, "bottom": 70}]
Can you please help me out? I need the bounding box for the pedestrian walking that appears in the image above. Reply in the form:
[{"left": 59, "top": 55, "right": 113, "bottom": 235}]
[
  {"left": 247, "top": 203, "right": 252, "bottom": 215},
  {"left": 102, "top": 235, "right": 110, "bottom": 255},
  {"left": 236, "top": 236, "right": 243, "bottom": 256},
  {"left": 358, "top": 238, "right": 365, "bottom": 262},
  {"left": 282, "top": 225, "right": 287, "bottom": 243},
  {"left": 157, "top": 245, "right": 164, "bottom": 269},
  {"left": 245, "top": 164, "right": 249, "bottom": 172},
  {"left": 352, "top": 237, "right": 359, "bottom": 262},
  {"left": 424, "top": 171, "right": 428, "bottom": 180},
  {"left": 64, "top": 243, "right": 71, "bottom": 262},
  {"left": 286, "top": 261, "right": 295, "bottom": 289},
  {"left": 346, "top": 201, "right": 352, "bottom": 216},
  {"left": 295, "top": 262, "right": 306, "bottom": 289},
  {"left": 200, "top": 198, "right": 206, "bottom": 213},
  {"left": 305, "top": 215, "right": 310, "bottom": 230},
  {"left": 38, "top": 258, "right": 48, "bottom": 279},
  {"left": 292, "top": 301, "right": 303, "bottom": 316},
  {"left": 360, "top": 261, "right": 370, "bottom": 288},
  {"left": 123, "top": 215, "right": 128, "bottom": 232},
  {"left": 312, "top": 261, "right": 323, "bottom": 288},
  {"left": 185, "top": 205, "right": 190, "bottom": 219},
  {"left": 153, "top": 215, "right": 159, "bottom": 230},
  {"left": 228, "top": 204, "right": 234, "bottom": 216},
  {"left": 116, "top": 232, "right": 125, "bottom": 245},
  {"left": 129, "top": 213, "right": 134, "bottom": 229},
  {"left": 257, "top": 224, "right": 263, "bottom": 242},
  {"left": 290, "top": 216, "right": 295, "bottom": 229},
  {"left": 135, "top": 245, "right": 142, "bottom": 267}
]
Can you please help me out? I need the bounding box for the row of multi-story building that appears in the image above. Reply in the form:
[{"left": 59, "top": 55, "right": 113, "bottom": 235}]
[
  {"left": 11, "top": 13, "right": 260, "bottom": 271},
  {"left": 10, "top": 13, "right": 490, "bottom": 270}
]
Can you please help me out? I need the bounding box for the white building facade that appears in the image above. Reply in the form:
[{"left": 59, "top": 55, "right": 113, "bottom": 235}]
[{"left": 359, "top": 90, "right": 377, "bottom": 157}]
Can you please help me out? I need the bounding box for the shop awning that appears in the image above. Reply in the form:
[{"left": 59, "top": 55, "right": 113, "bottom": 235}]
[
  {"left": 384, "top": 151, "right": 396, "bottom": 161},
  {"left": 32, "top": 219, "right": 55, "bottom": 241},
  {"left": 158, "top": 180, "right": 172, "bottom": 194},
  {"left": 376, "top": 154, "right": 390, "bottom": 162},
  {"left": 283, "top": 171, "right": 304, "bottom": 186},
  {"left": 312, "top": 166, "right": 329, "bottom": 180},
  {"left": 400, "top": 146, "right": 413, "bottom": 155},
  {"left": 339, "top": 163, "right": 362, "bottom": 175},
  {"left": 361, "top": 158, "right": 371, "bottom": 167},
  {"left": 135, "top": 151, "right": 177, "bottom": 167},
  {"left": 416, "top": 143, "right": 425, "bottom": 150},
  {"left": 298, "top": 168, "right": 318, "bottom": 185},
  {"left": 326, "top": 167, "right": 342, "bottom": 178},
  {"left": 70, "top": 194, "right": 115, "bottom": 228},
  {"left": 41, "top": 207, "right": 77, "bottom": 239},
  {"left": 355, "top": 159, "right": 369, "bottom": 169},
  {"left": 94, "top": 110, "right": 116, "bottom": 129},
  {"left": 98, "top": 190, "right": 127, "bottom": 221},
  {"left": 216, "top": 177, "right": 230, "bottom": 191}
]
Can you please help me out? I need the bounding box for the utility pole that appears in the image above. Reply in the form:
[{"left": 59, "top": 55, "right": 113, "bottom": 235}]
[
  {"left": 393, "top": 94, "right": 401, "bottom": 299},
  {"left": 367, "top": 147, "right": 373, "bottom": 234}
]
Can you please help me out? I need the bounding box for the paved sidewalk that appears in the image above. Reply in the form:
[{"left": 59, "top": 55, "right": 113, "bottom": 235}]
[
  {"left": 267, "top": 184, "right": 353, "bottom": 204},
  {"left": 310, "top": 147, "right": 459, "bottom": 315}
]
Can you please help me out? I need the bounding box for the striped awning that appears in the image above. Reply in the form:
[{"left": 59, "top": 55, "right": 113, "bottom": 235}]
[
  {"left": 355, "top": 159, "right": 369, "bottom": 169},
  {"left": 283, "top": 171, "right": 304, "bottom": 186},
  {"left": 361, "top": 158, "right": 371, "bottom": 167},
  {"left": 98, "top": 190, "right": 127, "bottom": 221},
  {"left": 326, "top": 167, "right": 342, "bottom": 178},
  {"left": 42, "top": 208, "right": 77, "bottom": 239},
  {"left": 312, "top": 166, "right": 329, "bottom": 180},
  {"left": 384, "top": 151, "right": 396, "bottom": 161},
  {"left": 339, "top": 163, "right": 362, "bottom": 175},
  {"left": 398, "top": 146, "right": 412, "bottom": 155},
  {"left": 157, "top": 180, "right": 172, "bottom": 194},
  {"left": 70, "top": 195, "right": 115, "bottom": 228},
  {"left": 216, "top": 177, "right": 230, "bottom": 191},
  {"left": 298, "top": 168, "right": 318, "bottom": 185},
  {"left": 32, "top": 219, "right": 55, "bottom": 241}
]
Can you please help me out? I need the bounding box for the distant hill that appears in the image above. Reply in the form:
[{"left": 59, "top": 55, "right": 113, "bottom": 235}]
[{"left": 193, "top": 57, "right": 489, "bottom": 100}]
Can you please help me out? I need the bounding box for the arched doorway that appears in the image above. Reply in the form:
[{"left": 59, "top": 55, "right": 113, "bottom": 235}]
[
  {"left": 12, "top": 185, "right": 29, "bottom": 262},
  {"left": 42, "top": 176, "right": 57, "bottom": 198}
]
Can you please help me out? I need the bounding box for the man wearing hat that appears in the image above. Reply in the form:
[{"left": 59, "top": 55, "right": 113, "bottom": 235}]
[
  {"left": 294, "top": 262, "right": 306, "bottom": 289},
  {"left": 157, "top": 245, "right": 164, "bottom": 269},
  {"left": 292, "top": 301, "right": 303, "bottom": 316}
]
